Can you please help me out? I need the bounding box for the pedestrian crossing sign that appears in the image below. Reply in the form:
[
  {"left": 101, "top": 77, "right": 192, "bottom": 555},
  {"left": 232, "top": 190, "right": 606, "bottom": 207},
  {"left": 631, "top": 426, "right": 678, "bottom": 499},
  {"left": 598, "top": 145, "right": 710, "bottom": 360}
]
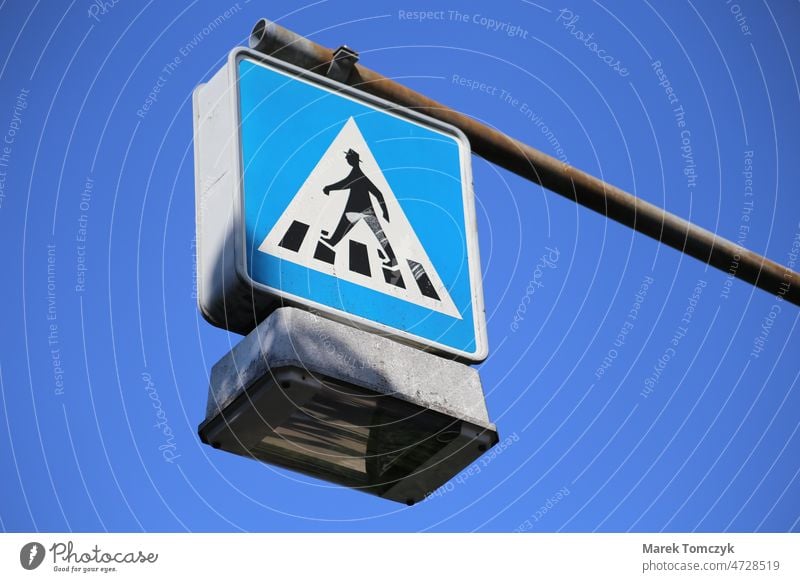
[{"left": 193, "top": 48, "right": 488, "bottom": 361}]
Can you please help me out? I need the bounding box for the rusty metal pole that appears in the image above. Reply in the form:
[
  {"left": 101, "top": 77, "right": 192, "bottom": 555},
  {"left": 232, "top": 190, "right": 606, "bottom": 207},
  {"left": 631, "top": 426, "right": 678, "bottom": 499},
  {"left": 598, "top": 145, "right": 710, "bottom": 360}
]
[{"left": 249, "top": 18, "right": 800, "bottom": 306}]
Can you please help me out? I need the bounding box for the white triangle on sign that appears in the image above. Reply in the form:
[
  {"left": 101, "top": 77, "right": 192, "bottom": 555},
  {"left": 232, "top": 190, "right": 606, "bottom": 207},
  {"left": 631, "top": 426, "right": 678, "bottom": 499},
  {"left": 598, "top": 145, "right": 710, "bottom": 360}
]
[{"left": 258, "top": 116, "right": 462, "bottom": 319}]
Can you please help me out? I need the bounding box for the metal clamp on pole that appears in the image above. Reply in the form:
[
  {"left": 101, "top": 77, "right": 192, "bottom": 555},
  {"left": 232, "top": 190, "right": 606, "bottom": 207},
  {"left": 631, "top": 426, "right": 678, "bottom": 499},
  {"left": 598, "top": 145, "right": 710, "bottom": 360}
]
[
  {"left": 325, "top": 46, "right": 359, "bottom": 83},
  {"left": 247, "top": 18, "right": 800, "bottom": 306}
]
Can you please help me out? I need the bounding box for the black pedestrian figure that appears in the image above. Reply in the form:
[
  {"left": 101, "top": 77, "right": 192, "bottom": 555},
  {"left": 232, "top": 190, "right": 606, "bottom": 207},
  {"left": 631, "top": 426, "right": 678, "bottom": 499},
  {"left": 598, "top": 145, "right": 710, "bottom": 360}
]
[{"left": 320, "top": 148, "right": 398, "bottom": 268}]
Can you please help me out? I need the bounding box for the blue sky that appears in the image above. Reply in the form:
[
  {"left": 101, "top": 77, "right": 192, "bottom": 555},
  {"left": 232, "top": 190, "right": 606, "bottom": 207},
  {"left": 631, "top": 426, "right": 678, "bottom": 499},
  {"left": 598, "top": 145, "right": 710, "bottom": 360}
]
[{"left": 0, "top": 0, "right": 798, "bottom": 532}]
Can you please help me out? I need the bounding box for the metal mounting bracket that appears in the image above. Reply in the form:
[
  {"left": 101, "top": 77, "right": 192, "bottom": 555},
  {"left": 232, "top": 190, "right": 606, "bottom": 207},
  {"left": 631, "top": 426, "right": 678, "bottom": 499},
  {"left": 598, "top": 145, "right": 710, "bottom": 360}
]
[{"left": 325, "top": 45, "right": 359, "bottom": 83}]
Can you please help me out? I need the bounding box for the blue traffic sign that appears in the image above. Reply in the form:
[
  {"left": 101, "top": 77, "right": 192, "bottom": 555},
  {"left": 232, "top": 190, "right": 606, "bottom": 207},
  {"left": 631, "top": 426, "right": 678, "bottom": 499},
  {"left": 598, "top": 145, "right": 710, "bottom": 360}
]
[{"left": 194, "top": 48, "right": 488, "bottom": 361}]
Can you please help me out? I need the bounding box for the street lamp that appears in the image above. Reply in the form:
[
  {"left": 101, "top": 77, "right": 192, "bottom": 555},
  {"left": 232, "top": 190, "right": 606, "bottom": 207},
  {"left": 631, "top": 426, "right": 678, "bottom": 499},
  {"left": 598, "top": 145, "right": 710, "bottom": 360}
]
[{"left": 198, "top": 308, "right": 498, "bottom": 505}]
